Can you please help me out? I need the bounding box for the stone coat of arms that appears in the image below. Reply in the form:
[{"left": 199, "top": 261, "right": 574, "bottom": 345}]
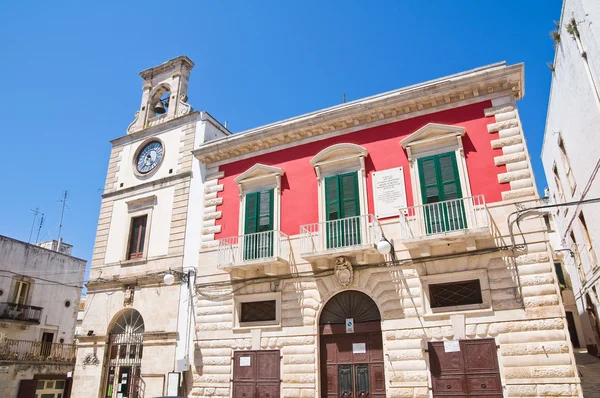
[{"left": 334, "top": 256, "right": 354, "bottom": 288}]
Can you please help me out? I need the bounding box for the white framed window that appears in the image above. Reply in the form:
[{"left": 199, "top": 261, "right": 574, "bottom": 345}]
[
  {"left": 400, "top": 123, "right": 472, "bottom": 208},
  {"left": 421, "top": 269, "right": 490, "bottom": 314},
  {"left": 122, "top": 195, "right": 156, "bottom": 264},
  {"left": 233, "top": 292, "right": 281, "bottom": 329},
  {"left": 552, "top": 162, "right": 565, "bottom": 202},
  {"left": 235, "top": 164, "right": 284, "bottom": 235},
  {"left": 13, "top": 280, "right": 30, "bottom": 305},
  {"left": 310, "top": 143, "right": 369, "bottom": 223},
  {"left": 557, "top": 135, "right": 576, "bottom": 194}
]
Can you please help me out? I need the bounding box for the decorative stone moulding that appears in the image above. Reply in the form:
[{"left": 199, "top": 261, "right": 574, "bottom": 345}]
[
  {"left": 193, "top": 62, "right": 524, "bottom": 166},
  {"left": 485, "top": 99, "right": 537, "bottom": 201}
]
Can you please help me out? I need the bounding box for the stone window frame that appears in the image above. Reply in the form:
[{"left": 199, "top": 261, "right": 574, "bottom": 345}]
[
  {"left": 400, "top": 123, "right": 473, "bottom": 208},
  {"left": 234, "top": 163, "right": 285, "bottom": 236},
  {"left": 121, "top": 195, "right": 156, "bottom": 266},
  {"left": 421, "top": 269, "right": 491, "bottom": 315},
  {"left": 233, "top": 292, "right": 282, "bottom": 330},
  {"left": 10, "top": 276, "right": 34, "bottom": 306},
  {"left": 310, "top": 143, "right": 369, "bottom": 223}
]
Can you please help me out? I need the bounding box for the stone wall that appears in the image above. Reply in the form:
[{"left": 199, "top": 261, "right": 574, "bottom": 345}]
[
  {"left": 191, "top": 200, "right": 582, "bottom": 398},
  {"left": 0, "top": 362, "right": 73, "bottom": 398}
]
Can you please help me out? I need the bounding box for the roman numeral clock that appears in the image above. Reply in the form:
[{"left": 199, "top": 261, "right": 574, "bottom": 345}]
[{"left": 135, "top": 140, "right": 164, "bottom": 175}]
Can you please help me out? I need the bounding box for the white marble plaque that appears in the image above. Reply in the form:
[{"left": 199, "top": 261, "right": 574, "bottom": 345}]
[{"left": 372, "top": 167, "right": 407, "bottom": 218}]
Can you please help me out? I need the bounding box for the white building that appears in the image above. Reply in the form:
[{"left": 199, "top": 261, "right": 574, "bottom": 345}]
[
  {"left": 0, "top": 235, "right": 86, "bottom": 398},
  {"left": 541, "top": 0, "right": 600, "bottom": 356},
  {"left": 71, "top": 56, "right": 230, "bottom": 398}
]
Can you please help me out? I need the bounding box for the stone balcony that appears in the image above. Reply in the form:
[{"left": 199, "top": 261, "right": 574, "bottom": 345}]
[
  {"left": 217, "top": 230, "right": 289, "bottom": 278},
  {"left": 0, "top": 302, "right": 43, "bottom": 325},
  {"left": 399, "top": 195, "right": 490, "bottom": 256}
]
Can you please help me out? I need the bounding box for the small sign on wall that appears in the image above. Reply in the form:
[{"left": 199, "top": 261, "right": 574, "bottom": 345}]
[
  {"left": 372, "top": 167, "right": 408, "bottom": 218},
  {"left": 240, "top": 356, "right": 251, "bottom": 367},
  {"left": 444, "top": 340, "right": 460, "bottom": 353},
  {"left": 346, "top": 318, "right": 354, "bottom": 333},
  {"left": 0, "top": 366, "right": 8, "bottom": 373},
  {"left": 352, "top": 343, "right": 366, "bottom": 354}
]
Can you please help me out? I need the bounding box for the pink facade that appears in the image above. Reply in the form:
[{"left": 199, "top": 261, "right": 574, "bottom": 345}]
[{"left": 215, "top": 100, "right": 509, "bottom": 239}]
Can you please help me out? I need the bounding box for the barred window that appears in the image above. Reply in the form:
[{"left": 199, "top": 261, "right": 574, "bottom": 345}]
[
  {"left": 430, "top": 279, "right": 483, "bottom": 308},
  {"left": 241, "top": 300, "right": 276, "bottom": 323}
]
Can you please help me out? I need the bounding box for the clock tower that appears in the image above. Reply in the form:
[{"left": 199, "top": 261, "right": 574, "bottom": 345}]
[{"left": 71, "top": 56, "right": 230, "bottom": 398}]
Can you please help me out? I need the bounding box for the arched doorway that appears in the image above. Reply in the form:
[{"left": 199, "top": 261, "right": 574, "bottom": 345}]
[
  {"left": 319, "top": 291, "right": 385, "bottom": 398},
  {"left": 103, "top": 309, "right": 145, "bottom": 398}
]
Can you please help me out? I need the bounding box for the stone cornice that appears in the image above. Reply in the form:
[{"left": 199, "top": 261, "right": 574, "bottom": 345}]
[
  {"left": 139, "top": 55, "right": 194, "bottom": 80},
  {"left": 111, "top": 112, "right": 200, "bottom": 147},
  {"left": 101, "top": 171, "right": 191, "bottom": 199},
  {"left": 193, "top": 62, "right": 524, "bottom": 166}
]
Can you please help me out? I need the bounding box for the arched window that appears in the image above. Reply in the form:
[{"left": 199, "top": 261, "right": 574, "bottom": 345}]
[{"left": 103, "top": 309, "right": 145, "bottom": 398}]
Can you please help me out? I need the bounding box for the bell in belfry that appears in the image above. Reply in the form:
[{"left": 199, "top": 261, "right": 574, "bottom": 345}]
[{"left": 153, "top": 100, "right": 166, "bottom": 114}]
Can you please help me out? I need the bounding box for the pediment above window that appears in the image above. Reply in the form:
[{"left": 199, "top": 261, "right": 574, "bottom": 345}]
[
  {"left": 234, "top": 163, "right": 284, "bottom": 195},
  {"left": 400, "top": 123, "right": 466, "bottom": 149},
  {"left": 310, "top": 143, "right": 368, "bottom": 168}
]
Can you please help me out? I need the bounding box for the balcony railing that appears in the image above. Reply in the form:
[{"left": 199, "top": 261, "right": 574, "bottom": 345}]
[
  {"left": 399, "top": 195, "right": 489, "bottom": 241},
  {"left": 217, "top": 230, "right": 289, "bottom": 269},
  {"left": 0, "top": 302, "right": 43, "bottom": 324},
  {"left": 300, "top": 214, "right": 381, "bottom": 257},
  {"left": 0, "top": 339, "right": 76, "bottom": 363}
]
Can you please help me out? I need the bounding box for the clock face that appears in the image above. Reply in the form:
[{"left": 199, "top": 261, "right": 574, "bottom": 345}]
[{"left": 136, "top": 141, "right": 164, "bottom": 174}]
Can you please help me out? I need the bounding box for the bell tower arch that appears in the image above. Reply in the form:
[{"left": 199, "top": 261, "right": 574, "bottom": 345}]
[{"left": 129, "top": 55, "right": 195, "bottom": 133}]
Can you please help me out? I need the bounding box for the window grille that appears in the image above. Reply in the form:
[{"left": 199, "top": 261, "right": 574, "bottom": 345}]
[
  {"left": 430, "top": 279, "right": 483, "bottom": 308},
  {"left": 241, "top": 300, "right": 276, "bottom": 323}
]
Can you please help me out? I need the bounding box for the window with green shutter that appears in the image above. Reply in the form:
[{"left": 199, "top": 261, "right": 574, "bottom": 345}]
[
  {"left": 555, "top": 262, "right": 567, "bottom": 288},
  {"left": 244, "top": 190, "right": 274, "bottom": 260},
  {"left": 417, "top": 152, "right": 466, "bottom": 234},
  {"left": 324, "top": 172, "right": 361, "bottom": 248}
]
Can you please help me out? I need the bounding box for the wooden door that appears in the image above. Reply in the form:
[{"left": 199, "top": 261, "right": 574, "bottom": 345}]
[
  {"left": 428, "top": 339, "right": 502, "bottom": 398},
  {"left": 233, "top": 350, "right": 280, "bottom": 398},
  {"left": 320, "top": 332, "right": 385, "bottom": 398}
]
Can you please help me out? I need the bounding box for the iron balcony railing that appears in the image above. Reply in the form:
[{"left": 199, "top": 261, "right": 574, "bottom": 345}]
[
  {"left": 217, "top": 230, "right": 288, "bottom": 268},
  {"left": 0, "top": 302, "right": 43, "bottom": 324},
  {"left": 399, "top": 195, "right": 489, "bottom": 240},
  {"left": 300, "top": 214, "right": 381, "bottom": 256},
  {"left": 0, "top": 338, "right": 76, "bottom": 363}
]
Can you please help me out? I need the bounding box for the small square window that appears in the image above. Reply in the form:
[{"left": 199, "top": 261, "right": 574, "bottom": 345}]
[
  {"left": 36, "top": 380, "right": 45, "bottom": 390},
  {"left": 241, "top": 300, "right": 276, "bottom": 323},
  {"left": 430, "top": 279, "right": 483, "bottom": 308},
  {"left": 55, "top": 380, "right": 65, "bottom": 389}
]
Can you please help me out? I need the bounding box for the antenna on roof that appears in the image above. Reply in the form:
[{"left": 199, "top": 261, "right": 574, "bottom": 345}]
[
  {"left": 35, "top": 214, "right": 44, "bottom": 244},
  {"left": 343, "top": 93, "right": 347, "bottom": 103},
  {"left": 28, "top": 208, "right": 42, "bottom": 243},
  {"left": 57, "top": 190, "right": 69, "bottom": 252}
]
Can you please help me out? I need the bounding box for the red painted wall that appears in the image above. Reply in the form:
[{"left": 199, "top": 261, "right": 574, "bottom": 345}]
[{"left": 215, "top": 101, "right": 508, "bottom": 239}]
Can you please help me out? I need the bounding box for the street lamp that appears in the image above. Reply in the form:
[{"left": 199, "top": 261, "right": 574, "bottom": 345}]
[{"left": 163, "top": 272, "right": 175, "bottom": 286}]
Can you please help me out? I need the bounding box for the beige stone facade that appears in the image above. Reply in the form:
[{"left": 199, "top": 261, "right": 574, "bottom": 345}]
[
  {"left": 191, "top": 63, "right": 582, "bottom": 398},
  {"left": 71, "top": 56, "right": 230, "bottom": 398}
]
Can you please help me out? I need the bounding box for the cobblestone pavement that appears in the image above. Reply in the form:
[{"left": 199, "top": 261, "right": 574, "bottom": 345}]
[{"left": 575, "top": 350, "right": 600, "bottom": 397}]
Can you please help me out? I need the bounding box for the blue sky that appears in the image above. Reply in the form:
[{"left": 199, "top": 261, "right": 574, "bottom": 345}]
[{"left": 0, "top": 1, "right": 561, "bottom": 279}]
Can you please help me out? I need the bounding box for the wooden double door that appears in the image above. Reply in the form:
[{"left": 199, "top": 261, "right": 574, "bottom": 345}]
[
  {"left": 428, "top": 339, "right": 502, "bottom": 397},
  {"left": 321, "top": 331, "right": 385, "bottom": 398},
  {"left": 233, "top": 350, "right": 280, "bottom": 398}
]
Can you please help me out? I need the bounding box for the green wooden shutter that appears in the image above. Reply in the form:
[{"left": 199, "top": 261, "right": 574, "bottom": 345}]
[
  {"left": 244, "top": 192, "right": 259, "bottom": 234},
  {"left": 417, "top": 152, "right": 462, "bottom": 204},
  {"left": 325, "top": 176, "right": 340, "bottom": 221},
  {"left": 437, "top": 153, "right": 462, "bottom": 201},
  {"left": 244, "top": 190, "right": 274, "bottom": 260},
  {"left": 418, "top": 157, "right": 440, "bottom": 205},
  {"left": 417, "top": 152, "right": 464, "bottom": 234},
  {"left": 340, "top": 172, "right": 360, "bottom": 218},
  {"left": 555, "top": 262, "right": 567, "bottom": 287},
  {"left": 258, "top": 190, "right": 274, "bottom": 232}
]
